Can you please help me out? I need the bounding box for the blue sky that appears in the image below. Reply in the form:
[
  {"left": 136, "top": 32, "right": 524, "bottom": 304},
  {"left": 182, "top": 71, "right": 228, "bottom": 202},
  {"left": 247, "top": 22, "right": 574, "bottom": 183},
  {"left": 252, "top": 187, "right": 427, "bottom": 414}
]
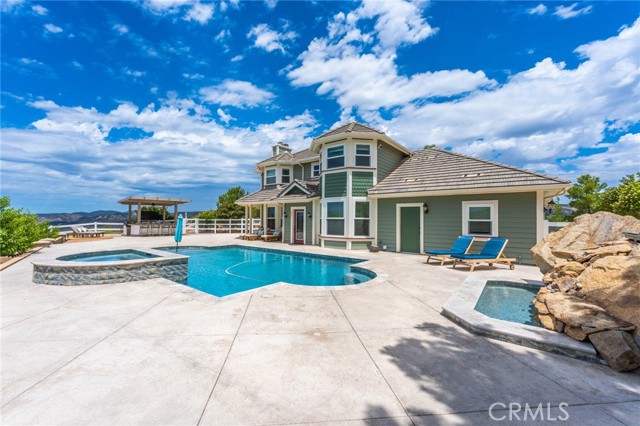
[{"left": 1, "top": 0, "right": 639, "bottom": 213}]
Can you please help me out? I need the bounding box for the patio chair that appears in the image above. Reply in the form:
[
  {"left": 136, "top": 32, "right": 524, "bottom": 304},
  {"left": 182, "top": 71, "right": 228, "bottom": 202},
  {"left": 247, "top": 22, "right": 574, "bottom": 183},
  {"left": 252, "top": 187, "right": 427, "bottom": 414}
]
[
  {"left": 452, "top": 237, "right": 516, "bottom": 272},
  {"left": 424, "top": 235, "right": 475, "bottom": 265},
  {"left": 70, "top": 226, "right": 105, "bottom": 238},
  {"left": 261, "top": 229, "right": 282, "bottom": 242},
  {"left": 242, "top": 229, "right": 264, "bottom": 241}
]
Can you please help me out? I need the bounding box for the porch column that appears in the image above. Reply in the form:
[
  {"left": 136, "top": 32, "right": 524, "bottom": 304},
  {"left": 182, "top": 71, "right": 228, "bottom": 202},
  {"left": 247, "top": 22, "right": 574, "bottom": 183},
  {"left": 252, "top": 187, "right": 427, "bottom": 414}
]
[
  {"left": 137, "top": 201, "right": 142, "bottom": 224},
  {"left": 128, "top": 204, "right": 132, "bottom": 222}
]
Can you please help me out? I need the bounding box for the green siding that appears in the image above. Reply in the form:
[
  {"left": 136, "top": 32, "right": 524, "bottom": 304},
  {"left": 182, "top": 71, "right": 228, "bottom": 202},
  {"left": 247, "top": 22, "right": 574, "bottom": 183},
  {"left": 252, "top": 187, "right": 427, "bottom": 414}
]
[
  {"left": 293, "top": 165, "right": 303, "bottom": 180},
  {"left": 283, "top": 203, "right": 313, "bottom": 244},
  {"left": 377, "top": 143, "right": 406, "bottom": 182},
  {"left": 324, "top": 172, "right": 347, "bottom": 197},
  {"left": 324, "top": 240, "right": 347, "bottom": 249},
  {"left": 285, "top": 186, "right": 306, "bottom": 195},
  {"left": 377, "top": 192, "right": 538, "bottom": 264},
  {"left": 303, "top": 163, "right": 312, "bottom": 180},
  {"left": 351, "top": 241, "right": 369, "bottom": 250},
  {"left": 352, "top": 172, "right": 374, "bottom": 196}
]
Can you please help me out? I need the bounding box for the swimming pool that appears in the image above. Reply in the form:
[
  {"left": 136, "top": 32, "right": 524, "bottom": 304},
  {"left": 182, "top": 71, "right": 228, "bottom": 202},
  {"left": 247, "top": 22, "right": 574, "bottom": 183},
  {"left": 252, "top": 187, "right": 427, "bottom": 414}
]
[
  {"left": 474, "top": 282, "right": 542, "bottom": 327},
  {"left": 158, "top": 246, "right": 375, "bottom": 297},
  {"left": 57, "top": 249, "right": 160, "bottom": 262}
]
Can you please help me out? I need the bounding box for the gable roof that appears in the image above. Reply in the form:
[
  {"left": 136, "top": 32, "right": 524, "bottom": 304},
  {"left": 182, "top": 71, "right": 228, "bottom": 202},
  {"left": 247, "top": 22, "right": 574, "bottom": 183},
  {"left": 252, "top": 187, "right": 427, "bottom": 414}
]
[
  {"left": 368, "top": 148, "right": 570, "bottom": 196},
  {"left": 237, "top": 179, "right": 319, "bottom": 205},
  {"left": 313, "top": 122, "right": 385, "bottom": 140},
  {"left": 257, "top": 148, "right": 318, "bottom": 166}
]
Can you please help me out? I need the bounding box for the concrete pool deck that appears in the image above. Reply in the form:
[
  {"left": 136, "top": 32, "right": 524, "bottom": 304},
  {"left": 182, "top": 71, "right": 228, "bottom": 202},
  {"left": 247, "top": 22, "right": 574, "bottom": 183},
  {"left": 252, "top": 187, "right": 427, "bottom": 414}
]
[{"left": 1, "top": 234, "right": 639, "bottom": 425}]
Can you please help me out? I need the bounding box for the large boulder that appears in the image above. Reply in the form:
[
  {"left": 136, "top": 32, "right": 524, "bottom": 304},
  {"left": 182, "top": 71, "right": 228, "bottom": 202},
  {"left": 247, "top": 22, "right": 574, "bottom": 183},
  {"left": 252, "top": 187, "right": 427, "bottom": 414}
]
[
  {"left": 531, "top": 212, "right": 640, "bottom": 273},
  {"left": 577, "top": 255, "right": 640, "bottom": 336},
  {"left": 543, "top": 292, "right": 636, "bottom": 333},
  {"left": 589, "top": 330, "right": 640, "bottom": 372}
]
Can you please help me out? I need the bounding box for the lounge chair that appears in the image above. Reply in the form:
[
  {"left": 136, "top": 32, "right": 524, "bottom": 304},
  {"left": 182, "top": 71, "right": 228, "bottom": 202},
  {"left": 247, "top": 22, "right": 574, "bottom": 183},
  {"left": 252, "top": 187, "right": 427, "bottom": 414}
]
[
  {"left": 452, "top": 237, "right": 516, "bottom": 272},
  {"left": 261, "top": 230, "right": 282, "bottom": 242},
  {"left": 242, "top": 229, "right": 264, "bottom": 241},
  {"left": 70, "top": 226, "right": 105, "bottom": 238},
  {"left": 424, "top": 235, "right": 475, "bottom": 265}
]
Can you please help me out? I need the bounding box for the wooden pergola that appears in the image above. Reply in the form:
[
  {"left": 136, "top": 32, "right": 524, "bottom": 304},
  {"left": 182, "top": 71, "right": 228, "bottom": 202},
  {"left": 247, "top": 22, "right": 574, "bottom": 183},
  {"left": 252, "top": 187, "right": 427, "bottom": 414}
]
[{"left": 118, "top": 196, "right": 191, "bottom": 236}]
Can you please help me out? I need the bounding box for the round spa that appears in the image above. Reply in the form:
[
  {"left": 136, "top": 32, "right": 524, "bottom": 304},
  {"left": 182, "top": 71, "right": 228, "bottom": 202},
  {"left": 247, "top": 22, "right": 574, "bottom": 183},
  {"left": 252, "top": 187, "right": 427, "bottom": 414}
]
[{"left": 32, "top": 248, "right": 188, "bottom": 286}]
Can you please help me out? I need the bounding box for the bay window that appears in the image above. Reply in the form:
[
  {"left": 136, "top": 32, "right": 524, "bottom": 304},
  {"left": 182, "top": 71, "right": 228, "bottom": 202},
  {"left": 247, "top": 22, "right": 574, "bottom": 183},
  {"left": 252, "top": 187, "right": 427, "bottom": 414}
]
[
  {"left": 354, "top": 201, "right": 370, "bottom": 236},
  {"left": 265, "top": 169, "right": 276, "bottom": 185},
  {"left": 326, "top": 202, "right": 344, "bottom": 235},
  {"left": 326, "top": 146, "right": 345, "bottom": 169},
  {"left": 355, "top": 144, "right": 371, "bottom": 167}
]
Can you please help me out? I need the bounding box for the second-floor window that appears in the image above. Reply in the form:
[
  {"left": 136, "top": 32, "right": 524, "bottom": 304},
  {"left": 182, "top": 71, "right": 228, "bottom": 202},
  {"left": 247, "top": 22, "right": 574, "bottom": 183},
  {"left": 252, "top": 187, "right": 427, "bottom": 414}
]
[
  {"left": 355, "top": 144, "right": 371, "bottom": 167},
  {"left": 282, "top": 168, "right": 291, "bottom": 184},
  {"left": 312, "top": 163, "right": 320, "bottom": 177},
  {"left": 265, "top": 169, "right": 276, "bottom": 185},
  {"left": 326, "top": 146, "right": 345, "bottom": 169}
]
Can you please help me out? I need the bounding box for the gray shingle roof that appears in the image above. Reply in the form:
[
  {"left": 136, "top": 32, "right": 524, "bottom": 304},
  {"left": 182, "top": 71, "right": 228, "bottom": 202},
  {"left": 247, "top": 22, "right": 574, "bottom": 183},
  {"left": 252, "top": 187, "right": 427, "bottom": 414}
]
[
  {"left": 313, "top": 122, "right": 385, "bottom": 140},
  {"left": 237, "top": 180, "right": 319, "bottom": 204},
  {"left": 257, "top": 148, "right": 318, "bottom": 165},
  {"left": 369, "top": 148, "right": 570, "bottom": 195}
]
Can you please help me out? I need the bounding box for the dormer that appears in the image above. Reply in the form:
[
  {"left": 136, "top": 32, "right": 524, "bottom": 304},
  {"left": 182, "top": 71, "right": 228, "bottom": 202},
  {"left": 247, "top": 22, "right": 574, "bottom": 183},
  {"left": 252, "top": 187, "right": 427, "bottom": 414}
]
[{"left": 272, "top": 142, "right": 292, "bottom": 156}]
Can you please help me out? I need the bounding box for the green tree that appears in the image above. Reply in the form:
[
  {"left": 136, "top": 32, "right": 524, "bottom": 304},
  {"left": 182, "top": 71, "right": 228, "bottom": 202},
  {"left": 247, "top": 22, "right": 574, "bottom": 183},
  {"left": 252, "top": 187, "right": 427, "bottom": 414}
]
[
  {"left": 566, "top": 174, "right": 607, "bottom": 215},
  {"left": 0, "top": 196, "right": 57, "bottom": 256},
  {"left": 197, "top": 186, "right": 249, "bottom": 220},
  {"left": 546, "top": 202, "right": 568, "bottom": 222},
  {"left": 597, "top": 173, "right": 640, "bottom": 218}
]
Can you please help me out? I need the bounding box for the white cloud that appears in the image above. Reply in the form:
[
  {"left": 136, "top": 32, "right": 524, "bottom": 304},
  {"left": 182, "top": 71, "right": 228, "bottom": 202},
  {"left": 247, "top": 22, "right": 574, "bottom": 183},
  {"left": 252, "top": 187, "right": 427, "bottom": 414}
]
[
  {"left": 264, "top": 0, "right": 278, "bottom": 9},
  {"left": 217, "top": 108, "right": 234, "bottom": 124},
  {"left": 247, "top": 23, "right": 297, "bottom": 53},
  {"left": 1, "top": 0, "right": 24, "bottom": 13},
  {"left": 70, "top": 60, "right": 84, "bottom": 70},
  {"left": 113, "top": 24, "right": 129, "bottom": 34},
  {"left": 288, "top": 1, "right": 490, "bottom": 113},
  {"left": 143, "top": 0, "right": 189, "bottom": 12},
  {"left": 44, "top": 23, "right": 63, "bottom": 33},
  {"left": 184, "top": 1, "right": 214, "bottom": 24},
  {"left": 362, "top": 18, "right": 640, "bottom": 181},
  {"left": 527, "top": 4, "right": 547, "bottom": 16},
  {"left": 230, "top": 55, "right": 243, "bottom": 62},
  {"left": 1, "top": 99, "right": 317, "bottom": 210},
  {"left": 150, "top": 87, "right": 159, "bottom": 94},
  {"left": 215, "top": 29, "right": 230, "bottom": 42},
  {"left": 183, "top": 73, "right": 204, "bottom": 80},
  {"left": 199, "top": 80, "right": 275, "bottom": 108},
  {"left": 554, "top": 3, "right": 592, "bottom": 20},
  {"left": 123, "top": 68, "right": 146, "bottom": 78},
  {"left": 31, "top": 4, "right": 47, "bottom": 15}
]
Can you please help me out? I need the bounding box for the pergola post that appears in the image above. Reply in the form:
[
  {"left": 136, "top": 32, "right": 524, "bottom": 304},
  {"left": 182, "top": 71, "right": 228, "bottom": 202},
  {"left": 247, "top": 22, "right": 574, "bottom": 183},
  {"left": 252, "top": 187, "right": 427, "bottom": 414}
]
[
  {"left": 162, "top": 206, "right": 166, "bottom": 222},
  {"left": 137, "top": 202, "right": 142, "bottom": 224},
  {"left": 128, "top": 204, "right": 132, "bottom": 222}
]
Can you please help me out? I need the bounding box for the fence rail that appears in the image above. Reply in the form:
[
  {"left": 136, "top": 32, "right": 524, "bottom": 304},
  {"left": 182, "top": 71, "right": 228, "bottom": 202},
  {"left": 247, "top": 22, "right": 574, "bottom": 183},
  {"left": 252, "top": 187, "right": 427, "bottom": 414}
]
[
  {"left": 55, "top": 222, "right": 125, "bottom": 234},
  {"left": 54, "top": 218, "right": 262, "bottom": 236},
  {"left": 185, "top": 218, "right": 261, "bottom": 234}
]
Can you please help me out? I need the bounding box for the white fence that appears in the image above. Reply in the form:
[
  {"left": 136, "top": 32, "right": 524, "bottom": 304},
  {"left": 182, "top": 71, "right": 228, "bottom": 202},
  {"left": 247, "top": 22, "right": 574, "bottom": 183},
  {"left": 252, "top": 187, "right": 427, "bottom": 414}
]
[
  {"left": 185, "top": 218, "right": 261, "bottom": 234},
  {"left": 544, "top": 220, "right": 570, "bottom": 236},
  {"left": 55, "top": 222, "right": 125, "bottom": 235}
]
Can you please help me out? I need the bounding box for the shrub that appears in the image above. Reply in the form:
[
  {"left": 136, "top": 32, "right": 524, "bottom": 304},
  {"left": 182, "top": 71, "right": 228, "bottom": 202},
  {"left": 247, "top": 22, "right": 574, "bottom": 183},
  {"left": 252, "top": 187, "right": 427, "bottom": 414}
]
[{"left": 0, "top": 196, "right": 57, "bottom": 256}]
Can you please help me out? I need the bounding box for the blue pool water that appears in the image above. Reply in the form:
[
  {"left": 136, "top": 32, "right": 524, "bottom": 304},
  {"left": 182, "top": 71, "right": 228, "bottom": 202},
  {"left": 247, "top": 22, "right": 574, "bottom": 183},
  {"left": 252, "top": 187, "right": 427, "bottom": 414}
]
[
  {"left": 158, "top": 246, "right": 374, "bottom": 297},
  {"left": 58, "top": 250, "right": 159, "bottom": 262},
  {"left": 474, "top": 282, "right": 542, "bottom": 327}
]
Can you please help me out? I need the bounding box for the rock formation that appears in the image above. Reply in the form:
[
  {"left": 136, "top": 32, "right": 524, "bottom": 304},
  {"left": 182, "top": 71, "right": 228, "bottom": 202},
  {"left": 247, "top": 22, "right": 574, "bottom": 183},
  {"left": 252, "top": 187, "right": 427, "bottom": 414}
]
[{"left": 531, "top": 212, "right": 640, "bottom": 372}]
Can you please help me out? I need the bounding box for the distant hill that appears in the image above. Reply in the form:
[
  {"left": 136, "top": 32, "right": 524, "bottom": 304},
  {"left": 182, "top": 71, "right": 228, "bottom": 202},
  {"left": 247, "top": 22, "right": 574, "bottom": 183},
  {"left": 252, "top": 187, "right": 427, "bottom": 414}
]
[{"left": 38, "top": 210, "right": 203, "bottom": 226}]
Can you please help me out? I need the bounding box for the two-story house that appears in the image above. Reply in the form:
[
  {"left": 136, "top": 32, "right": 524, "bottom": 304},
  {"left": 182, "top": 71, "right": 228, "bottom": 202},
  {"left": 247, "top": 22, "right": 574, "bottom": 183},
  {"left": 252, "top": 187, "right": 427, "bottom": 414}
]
[{"left": 237, "top": 122, "right": 570, "bottom": 264}]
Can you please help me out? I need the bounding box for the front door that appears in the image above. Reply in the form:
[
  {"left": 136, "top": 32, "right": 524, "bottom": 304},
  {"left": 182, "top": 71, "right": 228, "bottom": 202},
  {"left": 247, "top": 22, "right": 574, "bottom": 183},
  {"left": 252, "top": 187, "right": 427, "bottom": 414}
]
[
  {"left": 400, "top": 206, "right": 421, "bottom": 253},
  {"left": 293, "top": 209, "right": 305, "bottom": 244}
]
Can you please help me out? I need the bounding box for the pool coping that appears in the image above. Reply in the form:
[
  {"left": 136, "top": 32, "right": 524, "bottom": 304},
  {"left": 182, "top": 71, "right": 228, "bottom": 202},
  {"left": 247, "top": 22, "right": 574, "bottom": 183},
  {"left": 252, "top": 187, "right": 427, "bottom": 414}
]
[{"left": 441, "top": 276, "right": 599, "bottom": 363}]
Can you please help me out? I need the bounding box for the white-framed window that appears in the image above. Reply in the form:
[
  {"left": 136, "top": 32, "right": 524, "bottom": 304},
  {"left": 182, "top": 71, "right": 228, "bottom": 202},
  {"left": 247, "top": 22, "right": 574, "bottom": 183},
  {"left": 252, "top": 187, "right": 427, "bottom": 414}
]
[
  {"left": 281, "top": 168, "right": 291, "bottom": 184},
  {"left": 326, "top": 145, "right": 345, "bottom": 169},
  {"left": 265, "top": 168, "right": 276, "bottom": 185},
  {"left": 312, "top": 162, "right": 320, "bottom": 177},
  {"left": 462, "top": 201, "right": 498, "bottom": 237},
  {"left": 326, "top": 201, "right": 344, "bottom": 235},
  {"left": 266, "top": 206, "right": 276, "bottom": 230},
  {"left": 355, "top": 144, "right": 371, "bottom": 167},
  {"left": 354, "top": 201, "right": 370, "bottom": 236}
]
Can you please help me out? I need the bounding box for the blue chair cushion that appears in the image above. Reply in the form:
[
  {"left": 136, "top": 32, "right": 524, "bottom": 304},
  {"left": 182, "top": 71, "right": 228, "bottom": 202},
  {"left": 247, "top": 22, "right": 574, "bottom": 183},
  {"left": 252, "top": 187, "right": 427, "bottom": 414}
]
[{"left": 425, "top": 236, "right": 474, "bottom": 256}]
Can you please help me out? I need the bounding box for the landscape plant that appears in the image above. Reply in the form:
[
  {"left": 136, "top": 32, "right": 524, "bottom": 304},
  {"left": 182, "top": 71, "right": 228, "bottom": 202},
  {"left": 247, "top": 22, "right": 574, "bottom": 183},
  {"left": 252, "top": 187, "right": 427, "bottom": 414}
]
[{"left": 0, "top": 196, "right": 58, "bottom": 256}]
